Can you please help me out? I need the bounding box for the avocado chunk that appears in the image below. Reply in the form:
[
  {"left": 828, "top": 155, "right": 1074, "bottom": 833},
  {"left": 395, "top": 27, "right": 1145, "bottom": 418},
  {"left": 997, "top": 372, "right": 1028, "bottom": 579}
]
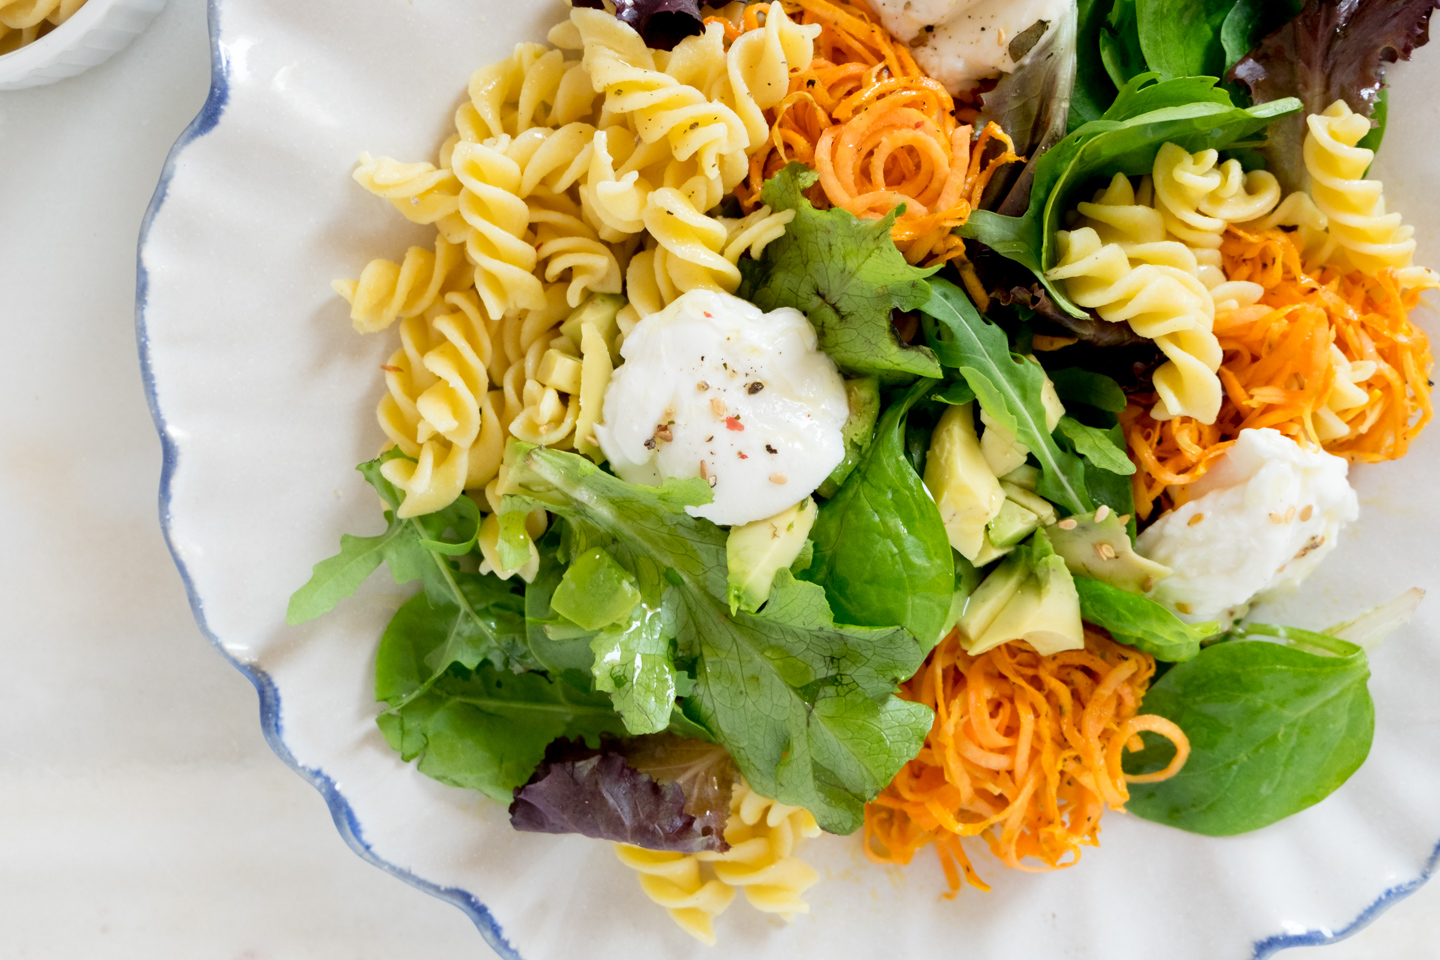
[
  {"left": 960, "top": 530, "right": 1085, "bottom": 656},
  {"left": 978, "top": 361, "right": 1066, "bottom": 476},
  {"left": 817, "top": 377, "right": 881, "bottom": 498},
  {"left": 726, "top": 498, "right": 818, "bottom": 613},
  {"left": 1001, "top": 463, "right": 1041, "bottom": 491},
  {"left": 1000, "top": 481, "right": 1057, "bottom": 527},
  {"left": 1047, "top": 509, "right": 1172, "bottom": 595},
  {"left": 988, "top": 498, "right": 1040, "bottom": 548},
  {"left": 971, "top": 535, "right": 1015, "bottom": 567},
  {"left": 922, "top": 403, "right": 1005, "bottom": 562},
  {"left": 560, "top": 293, "right": 626, "bottom": 363}
]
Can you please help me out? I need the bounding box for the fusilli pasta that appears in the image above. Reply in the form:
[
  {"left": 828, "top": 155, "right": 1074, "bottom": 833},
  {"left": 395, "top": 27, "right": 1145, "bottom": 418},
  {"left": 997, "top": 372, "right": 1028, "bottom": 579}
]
[
  {"left": 334, "top": 234, "right": 470, "bottom": 334},
  {"left": 1301, "top": 100, "right": 1440, "bottom": 288},
  {"left": 615, "top": 779, "right": 822, "bottom": 945},
  {"left": 1049, "top": 174, "right": 1225, "bottom": 424},
  {"left": 0, "top": 0, "right": 85, "bottom": 55}
]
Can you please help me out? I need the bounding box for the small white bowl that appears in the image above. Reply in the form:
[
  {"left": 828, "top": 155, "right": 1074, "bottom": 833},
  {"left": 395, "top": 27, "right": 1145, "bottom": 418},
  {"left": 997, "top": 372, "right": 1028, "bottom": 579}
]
[{"left": 0, "top": 0, "right": 168, "bottom": 91}]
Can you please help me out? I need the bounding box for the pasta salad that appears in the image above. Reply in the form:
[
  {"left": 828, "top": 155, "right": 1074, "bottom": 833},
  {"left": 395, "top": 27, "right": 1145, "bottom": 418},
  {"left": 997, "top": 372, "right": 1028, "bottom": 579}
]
[{"left": 290, "top": 0, "right": 1438, "bottom": 944}]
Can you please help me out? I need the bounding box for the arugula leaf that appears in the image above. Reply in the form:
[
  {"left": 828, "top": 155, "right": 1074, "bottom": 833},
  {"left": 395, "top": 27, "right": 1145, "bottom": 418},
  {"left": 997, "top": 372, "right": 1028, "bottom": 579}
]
[
  {"left": 1228, "top": 0, "right": 1439, "bottom": 192},
  {"left": 737, "top": 164, "right": 941, "bottom": 384},
  {"left": 1057, "top": 416, "right": 1136, "bottom": 476},
  {"left": 503, "top": 446, "right": 933, "bottom": 834},
  {"left": 959, "top": 77, "right": 1300, "bottom": 317},
  {"left": 1137, "top": 0, "right": 1237, "bottom": 80},
  {"left": 1075, "top": 576, "right": 1214, "bottom": 661},
  {"left": 920, "top": 279, "right": 1093, "bottom": 515},
  {"left": 1125, "top": 630, "right": 1374, "bottom": 836},
  {"left": 375, "top": 646, "right": 626, "bottom": 803},
  {"left": 805, "top": 380, "right": 954, "bottom": 649}
]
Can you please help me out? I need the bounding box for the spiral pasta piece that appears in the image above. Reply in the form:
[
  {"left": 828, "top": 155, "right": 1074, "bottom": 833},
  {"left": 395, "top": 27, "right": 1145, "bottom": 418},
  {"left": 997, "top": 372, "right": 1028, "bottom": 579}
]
[
  {"left": 450, "top": 136, "right": 549, "bottom": 319},
  {"left": 528, "top": 187, "right": 625, "bottom": 308},
  {"left": 572, "top": 8, "right": 749, "bottom": 193},
  {"left": 333, "top": 233, "right": 470, "bottom": 334},
  {"left": 463, "top": 43, "right": 598, "bottom": 142},
  {"left": 353, "top": 153, "right": 462, "bottom": 226},
  {"left": 617, "top": 779, "right": 821, "bottom": 944},
  {"left": 0, "top": 0, "right": 85, "bottom": 54},
  {"left": 1303, "top": 100, "right": 1440, "bottom": 288},
  {"left": 376, "top": 291, "right": 506, "bottom": 518},
  {"left": 1053, "top": 172, "right": 1224, "bottom": 423},
  {"left": 719, "top": 2, "right": 822, "bottom": 150}
]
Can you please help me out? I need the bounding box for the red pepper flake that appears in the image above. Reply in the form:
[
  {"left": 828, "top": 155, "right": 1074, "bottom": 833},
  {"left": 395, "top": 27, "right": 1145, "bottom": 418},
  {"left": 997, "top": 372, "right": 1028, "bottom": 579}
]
[
  {"left": 380, "top": 365, "right": 402, "bottom": 373},
  {"left": 725, "top": 416, "right": 744, "bottom": 432},
  {"left": 738, "top": 452, "right": 749, "bottom": 460},
  {"left": 704, "top": 311, "right": 713, "bottom": 318}
]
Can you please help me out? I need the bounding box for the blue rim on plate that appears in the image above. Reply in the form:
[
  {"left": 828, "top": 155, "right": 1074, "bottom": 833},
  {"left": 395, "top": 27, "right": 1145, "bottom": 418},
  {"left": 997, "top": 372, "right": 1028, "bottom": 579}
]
[{"left": 131, "top": 3, "right": 1440, "bottom": 957}]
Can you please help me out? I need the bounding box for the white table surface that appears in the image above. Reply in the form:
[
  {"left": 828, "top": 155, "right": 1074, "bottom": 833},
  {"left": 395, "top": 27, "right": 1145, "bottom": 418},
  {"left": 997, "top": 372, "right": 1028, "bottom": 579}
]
[{"left": 0, "top": 2, "right": 1435, "bottom": 957}]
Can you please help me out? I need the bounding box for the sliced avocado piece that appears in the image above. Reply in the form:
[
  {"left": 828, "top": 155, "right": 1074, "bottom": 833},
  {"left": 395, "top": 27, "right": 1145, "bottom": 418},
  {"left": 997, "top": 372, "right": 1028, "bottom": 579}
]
[
  {"left": 1000, "top": 481, "right": 1058, "bottom": 527},
  {"left": 1001, "top": 463, "right": 1041, "bottom": 491},
  {"left": 979, "top": 409, "right": 1030, "bottom": 477},
  {"left": 978, "top": 362, "right": 1066, "bottom": 476},
  {"left": 818, "top": 377, "right": 881, "bottom": 498},
  {"left": 972, "top": 552, "right": 1084, "bottom": 656},
  {"left": 971, "top": 533, "right": 1015, "bottom": 567},
  {"left": 958, "top": 554, "right": 1028, "bottom": 645},
  {"left": 725, "top": 498, "right": 818, "bottom": 613},
  {"left": 560, "top": 293, "right": 626, "bottom": 363},
  {"left": 923, "top": 402, "right": 1005, "bottom": 562},
  {"left": 988, "top": 498, "right": 1040, "bottom": 548},
  {"left": 1047, "top": 509, "right": 1172, "bottom": 595}
]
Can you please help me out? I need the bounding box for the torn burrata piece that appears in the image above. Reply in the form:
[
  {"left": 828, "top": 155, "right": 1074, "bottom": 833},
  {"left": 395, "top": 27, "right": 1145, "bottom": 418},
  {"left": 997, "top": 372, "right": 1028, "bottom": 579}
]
[
  {"left": 595, "top": 289, "right": 849, "bottom": 527},
  {"left": 867, "top": 0, "right": 1071, "bottom": 95},
  {"left": 1135, "top": 428, "right": 1360, "bottom": 623}
]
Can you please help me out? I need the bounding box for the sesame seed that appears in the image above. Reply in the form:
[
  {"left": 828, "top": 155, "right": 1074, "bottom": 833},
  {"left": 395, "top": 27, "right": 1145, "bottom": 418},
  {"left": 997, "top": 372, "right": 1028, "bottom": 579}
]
[
  {"left": 1142, "top": 577, "right": 1155, "bottom": 593},
  {"left": 1300, "top": 505, "right": 1314, "bottom": 522},
  {"left": 1188, "top": 513, "right": 1205, "bottom": 526},
  {"left": 699, "top": 460, "right": 717, "bottom": 487},
  {"left": 697, "top": 380, "right": 710, "bottom": 391},
  {"left": 1094, "top": 505, "right": 1111, "bottom": 522},
  {"left": 769, "top": 473, "right": 788, "bottom": 484},
  {"left": 1283, "top": 505, "right": 1296, "bottom": 523},
  {"left": 1117, "top": 514, "right": 1131, "bottom": 526},
  {"left": 1094, "top": 543, "right": 1116, "bottom": 561},
  {"left": 1268, "top": 511, "right": 1286, "bottom": 524},
  {"left": 1175, "top": 602, "right": 1192, "bottom": 615},
  {"left": 710, "top": 397, "right": 727, "bottom": 417},
  {"left": 1057, "top": 518, "right": 1078, "bottom": 530},
  {"left": 654, "top": 424, "right": 673, "bottom": 443}
]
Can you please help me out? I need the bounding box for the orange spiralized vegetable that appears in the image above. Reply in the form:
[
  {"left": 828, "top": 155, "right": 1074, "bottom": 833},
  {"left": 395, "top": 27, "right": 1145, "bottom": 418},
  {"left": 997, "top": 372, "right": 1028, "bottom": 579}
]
[
  {"left": 864, "top": 629, "right": 1189, "bottom": 896},
  {"left": 713, "top": 0, "right": 1020, "bottom": 265},
  {"left": 1124, "top": 225, "right": 1434, "bottom": 518}
]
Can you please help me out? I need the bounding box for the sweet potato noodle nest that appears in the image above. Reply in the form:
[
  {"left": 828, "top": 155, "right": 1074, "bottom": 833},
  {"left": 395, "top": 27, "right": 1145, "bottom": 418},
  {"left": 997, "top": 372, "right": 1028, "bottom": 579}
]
[
  {"left": 1124, "top": 226, "right": 1435, "bottom": 518},
  {"left": 711, "top": 0, "right": 1021, "bottom": 266},
  {"left": 864, "top": 629, "right": 1189, "bottom": 895}
]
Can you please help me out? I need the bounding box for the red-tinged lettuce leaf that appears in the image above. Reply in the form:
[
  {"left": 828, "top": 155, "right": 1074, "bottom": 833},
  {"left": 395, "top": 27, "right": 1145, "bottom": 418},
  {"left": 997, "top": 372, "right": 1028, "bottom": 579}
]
[
  {"left": 1229, "top": 0, "right": 1440, "bottom": 191},
  {"left": 572, "top": 0, "right": 704, "bottom": 51},
  {"left": 509, "top": 737, "right": 734, "bottom": 852}
]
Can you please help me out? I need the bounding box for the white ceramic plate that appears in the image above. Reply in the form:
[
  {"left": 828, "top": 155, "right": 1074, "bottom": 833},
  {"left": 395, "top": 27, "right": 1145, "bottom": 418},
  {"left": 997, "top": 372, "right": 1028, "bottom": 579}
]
[{"left": 137, "top": 2, "right": 1440, "bottom": 957}]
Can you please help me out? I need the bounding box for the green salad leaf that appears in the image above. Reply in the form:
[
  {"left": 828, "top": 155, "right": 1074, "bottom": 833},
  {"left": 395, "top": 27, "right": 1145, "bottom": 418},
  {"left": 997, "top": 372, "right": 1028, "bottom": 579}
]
[
  {"left": 588, "top": 553, "right": 684, "bottom": 737},
  {"left": 502, "top": 445, "right": 933, "bottom": 834},
  {"left": 959, "top": 76, "right": 1300, "bottom": 318},
  {"left": 1137, "top": 0, "right": 1236, "bottom": 80},
  {"left": 919, "top": 279, "right": 1093, "bottom": 515},
  {"left": 1057, "top": 416, "right": 1136, "bottom": 476},
  {"left": 1075, "top": 576, "right": 1214, "bottom": 661},
  {"left": 1125, "top": 628, "right": 1374, "bottom": 836},
  {"left": 1073, "top": 0, "right": 1122, "bottom": 128},
  {"left": 805, "top": 379, "right": 954, "bottom": 650},
  {"left": 1100, "top": 0, "right": 1147, "bottom": 91},
  {"left": 1220, "top": 0, "right": 1304, "bottom": 73},
  {"left": 737, "top": 163, "right": 941, "bottom": 384}
]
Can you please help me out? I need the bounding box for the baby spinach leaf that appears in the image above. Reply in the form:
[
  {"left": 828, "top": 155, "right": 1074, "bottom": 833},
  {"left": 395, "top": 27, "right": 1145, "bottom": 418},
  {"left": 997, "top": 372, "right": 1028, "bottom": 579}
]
[
  {"left": 959, "top": 77, "right": 1300, "bottom": 317},
  {"left": 805, "top": 379, "right": 954, "bottom": 650},
  {"left": 919, "top": 279, "right": 1093, "bottom": 515},
  {"left": 1072, "top": 0, "right": 1122, "bottom": 128},
  {"left": 1057, "top": 416, "right": 1136, "bottom": 476},
  {"left": 1100, "top": 0, "right": 1147, "bottom": 90},
  {"left": 1137, "top": 0, "right": 1236, "bottom": 80},
  {"left": 1220, "top": 0, "right": 1304, "bottom": 73},
  {"left": 1075, "top": 576, "right": 1214, "bottom": 661},
  {"left": 1049, "top": 367, "right": 1129, "bottom": 413},
  {"left": 1125, "top": 633, "right": 1374, "bottom": 835},
  {"left": 503, "top": 446, "right": 933, "bottom": 834},
  {"left": 737, "top": 163, "right": 941, "bottom": 384}
]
